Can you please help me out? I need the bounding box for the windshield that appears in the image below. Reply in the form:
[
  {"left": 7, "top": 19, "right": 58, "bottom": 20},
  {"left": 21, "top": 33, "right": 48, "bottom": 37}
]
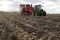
[{"left": 37, "top": 5, "right": 42, "bottom": 10}]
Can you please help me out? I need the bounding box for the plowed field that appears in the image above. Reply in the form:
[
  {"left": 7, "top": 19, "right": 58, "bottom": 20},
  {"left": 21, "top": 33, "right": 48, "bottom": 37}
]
[{"left": 0, "top": 12, "right": 60, "bottom": 40}]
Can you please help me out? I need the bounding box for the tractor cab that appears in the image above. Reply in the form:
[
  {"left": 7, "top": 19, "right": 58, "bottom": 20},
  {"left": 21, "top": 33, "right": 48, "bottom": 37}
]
[
  {"left": 34, "top": 5, "right": 46, "bottom": 16},
  {"left": 34, "top": 5, "right": 42, "bottom": 12}
]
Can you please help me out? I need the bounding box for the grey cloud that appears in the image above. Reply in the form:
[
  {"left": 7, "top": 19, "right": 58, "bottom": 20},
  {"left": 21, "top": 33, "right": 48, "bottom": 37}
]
[
  {"left": 48, "top": 0, "right": 60, "bottom": 2},
  {"left": 9, "top": 1, "right": 19, "bottom": 9},
  {"left": 6, "top": 0, "right": 13, "bottom": 1},
  {"left": 0, "top": 0, "right": 13, "bottom": 1},
  {"left": 23, "top": 0, "right": 42, "bottom": 3},
  {"left": 48, "top": 0, "right": 60, "bottom": 5}
]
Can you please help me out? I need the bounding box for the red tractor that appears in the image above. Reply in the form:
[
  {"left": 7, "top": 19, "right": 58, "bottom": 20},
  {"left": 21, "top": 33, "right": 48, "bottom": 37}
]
[{"left": 20, "top": 4, "right": 33, "bottom": 15}]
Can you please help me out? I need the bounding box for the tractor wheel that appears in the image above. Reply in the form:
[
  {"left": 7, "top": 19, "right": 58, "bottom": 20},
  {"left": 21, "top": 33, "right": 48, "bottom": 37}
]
[{"left": 43, "top": 11, "right": 46, "bottom": 16}]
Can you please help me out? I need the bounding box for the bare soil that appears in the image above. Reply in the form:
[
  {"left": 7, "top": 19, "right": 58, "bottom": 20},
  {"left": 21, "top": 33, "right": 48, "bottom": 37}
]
[{"left": 0, "top": 12, "right": 60, "bottom": 40}]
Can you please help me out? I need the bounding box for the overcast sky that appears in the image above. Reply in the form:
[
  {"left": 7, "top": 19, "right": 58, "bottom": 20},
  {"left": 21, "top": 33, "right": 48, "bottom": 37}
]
[{"left": 0, "top": 0, "right": 60, "bottom": 13}]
